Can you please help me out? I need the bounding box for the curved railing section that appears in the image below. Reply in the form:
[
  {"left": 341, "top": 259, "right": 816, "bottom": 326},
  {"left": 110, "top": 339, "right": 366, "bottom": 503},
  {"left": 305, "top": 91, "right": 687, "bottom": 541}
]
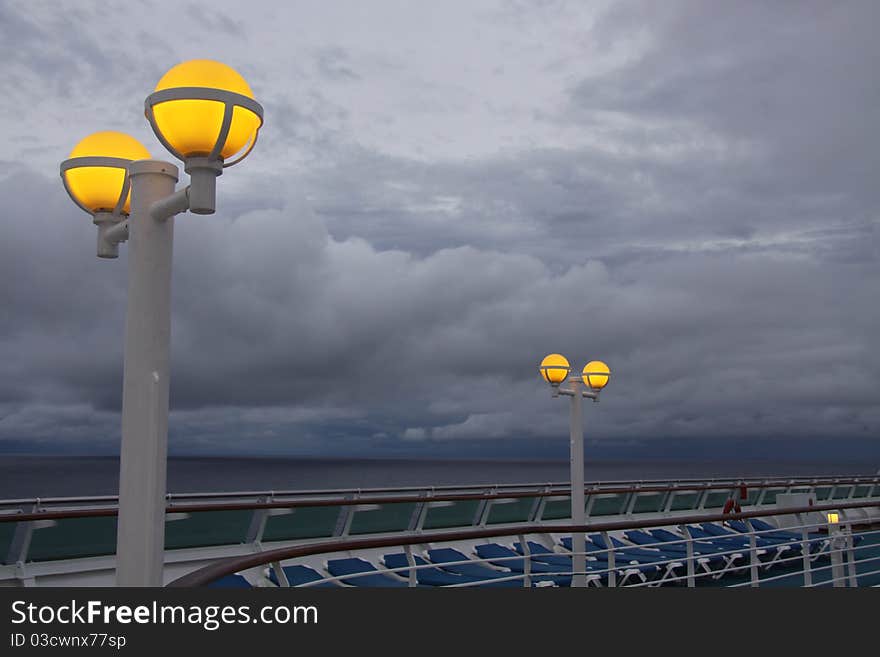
[{"left": 168, "top": 499, "right": 880, "bottom": 588}]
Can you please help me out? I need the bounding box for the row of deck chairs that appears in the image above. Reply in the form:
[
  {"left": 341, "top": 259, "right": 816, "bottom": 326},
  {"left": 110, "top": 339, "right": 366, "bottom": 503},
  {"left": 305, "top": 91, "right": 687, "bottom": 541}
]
[{"left": 211, "top": 518, "right": 854, "bottom": 588}]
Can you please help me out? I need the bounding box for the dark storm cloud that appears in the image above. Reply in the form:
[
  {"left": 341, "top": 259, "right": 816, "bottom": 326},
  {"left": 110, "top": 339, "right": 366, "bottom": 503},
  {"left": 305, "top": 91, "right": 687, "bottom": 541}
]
[
  {"left": 574, "top": 1, "right": 880, "bottom": 200},
  {"left": 0, "top": 1, "right": 877, "bottom": 455}
]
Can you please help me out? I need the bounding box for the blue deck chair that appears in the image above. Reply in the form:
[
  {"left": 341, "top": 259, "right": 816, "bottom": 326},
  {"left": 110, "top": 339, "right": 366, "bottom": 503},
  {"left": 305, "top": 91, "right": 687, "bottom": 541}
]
[
  {"left": 558, "top": 536, "right": 656, "bottom": 585},
  {"left": 383, "top": 553, "right": 494, "bottom": 587},
  {"left": 699, "top": 522, "right": 799, "bottom": 567},
  {"left": 752, "top": 517, "right": 855, "bottom": 542},
  {"left": 647, "top": 528, "right": 746, "bottom": 579},
  {"left": 688, "top": 523, "right": 791, "bottom": 569},
  {"left": 267, "top": 564, "right": 340, "bottom": 588},
  {"left": 559, "top": 536, "right": 660, "bottom": 571},
  {"left": 728, "top": 519, "right": 839, "bottom": 558},
  {"left": 514, "top": 541, "right": 633, "bottom": 586},
  {"left": 588, "top": 533, "right": 685, "bottom": 585},
  {"left": 326, "top": 557, "right": 409, "bottom": 587},
  {"left": 207, "top": 574, "right": 251, "bottom": 588},
  {"left": 514, "top": 541, "right": 579, "bottom": 568},
  {"left": 474, "top": 543, "right": 575, "bottom": 587},
  {"left": 624, "top": 530, "right": 721, "bottom": 580},
  {"left": 426, "top": 548, "right": 523, "bottom": 587}
]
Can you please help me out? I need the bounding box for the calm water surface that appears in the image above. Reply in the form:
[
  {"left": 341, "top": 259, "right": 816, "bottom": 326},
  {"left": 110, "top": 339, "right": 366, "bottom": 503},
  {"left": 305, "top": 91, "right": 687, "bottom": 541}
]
[{"left": 0, "top": 455, "right": 873, "bottom": 498}]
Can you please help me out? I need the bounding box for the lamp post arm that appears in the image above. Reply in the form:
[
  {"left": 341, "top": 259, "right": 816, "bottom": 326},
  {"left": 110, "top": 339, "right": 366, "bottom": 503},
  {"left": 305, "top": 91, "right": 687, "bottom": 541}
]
[
  {"left": 554, "top": 381, "right": 600, "bottom": 400},
  {"left": 149, "top": 187, "right": 190, "bottom": 221},
  {"left": 93, "top": 212, "right": 129, "bottom": 259},
  {"left": 102, "top": 219, "right": 129, "bottom": 245}
]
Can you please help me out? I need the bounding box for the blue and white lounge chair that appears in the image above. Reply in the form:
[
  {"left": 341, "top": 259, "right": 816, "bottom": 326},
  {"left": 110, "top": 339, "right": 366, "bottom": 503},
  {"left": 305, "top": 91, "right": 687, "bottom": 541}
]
[
  {"left": 268, "top": 564, "right": 340, "bottom": 587},
  {"left": 690, "top": 523, "right": 792, "bottom": 569},
  {"left": 702, "top": 521, "right": 801, "bottom": 561},
  {"left": 726, "top": 519, "right": 836, "bottom": 559},
  {"left": 513, "top": 540, "right": 648, "bottom": 586},
  {"left": 558, "top": 536, "right": 657, "bottom": 585},
  {"left": 427, "top": 548, "right": 522, "bottom": 587},
  {"left": 647, "top": 528, "right": 746, "bottom": 579},
  {"left": 326, "top": 557, "right": 409, "bottom": 587},
  {"left": 383, "top": 552, "right": 497, "bottom": 587},
  {"left": 207, "top": 574, "right": 251, "bottom": 588},
  {"left": 512, "top": 541, "right": 598, "bottom": 572},
  {"left": 624, "top": 529, "right": 723, "bottom": 580},
  {"left": 474, "top": 543, "right": 577, "bottom": 587},
  {"left": 588, "top": 533, "right": 685, "bottom": 585}
]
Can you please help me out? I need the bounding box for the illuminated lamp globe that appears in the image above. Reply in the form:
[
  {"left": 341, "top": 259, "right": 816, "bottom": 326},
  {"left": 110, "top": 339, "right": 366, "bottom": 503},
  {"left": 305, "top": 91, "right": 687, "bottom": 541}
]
[
  {"left": 582, "top": 361, "right": 611, "bottom": 390},
  {"left": 61, "top": 131, "right": 151, "bottom": 215},
  {"left": 146, "top": 59, "right": 263, "bottom": 164},
  {"left": 540, "top": 354, "right": 570, "bottom": 385}
]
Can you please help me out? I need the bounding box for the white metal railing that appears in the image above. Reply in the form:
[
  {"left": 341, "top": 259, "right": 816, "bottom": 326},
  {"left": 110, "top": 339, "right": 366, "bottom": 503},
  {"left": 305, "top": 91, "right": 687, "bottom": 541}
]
[
  {"left": 258, "top": 519, "right": 878, "bottom": 589},
  {"left": 4, "top": 472, "right": 878, "bottom": 509}
]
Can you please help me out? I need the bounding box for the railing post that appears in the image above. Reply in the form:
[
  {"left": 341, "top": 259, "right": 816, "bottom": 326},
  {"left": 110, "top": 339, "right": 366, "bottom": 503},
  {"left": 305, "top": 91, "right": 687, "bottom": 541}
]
[
  {"left": 404, "top": 545, "right": 417, "bottom": 588},
  {"left": 5, "top": 503, "right": 38, "bottom": 566},
  {"left": 271, "top": 561, "right": 289, "bottom": 587},
  {"left": 407, "top": 497, "right": 426, "bottom": 532},
  {"left": 245, "top": 495, "right": 270, "bottom": 545},
  {"left": 844, "top": 525, "right": 858, "bottom": 588},
  {"left": 602, "top": 531, "right": 616, "bottom": 588},
  {"left": 529, "top": 488, "right": 549, "bottom": 522},
  {"left": 333, "top": 494, "right": 356, "bottom": 537},
  {"left": 680, "top": 525, "right": 695, "bottom": 588},
  {"left": 830, "top": 524, "right": 845, "bottom": 588},
  {"left": 474, "top": 488, "right": 493, "bottom": 527},
  {"left": 661, "top": 486, "right": 676, "bottom": 514},
  {"left": 748, "top": 524, "right": 760, "bottom": 587},
  {"left": 695, "top": 488, "right": 708, "bottom": 511},
  {"left": 519, "top": 534, "right": 531, "bottom": 588},
  {"left": 797, "top": 514, "right": 812, "bottom": 587}
]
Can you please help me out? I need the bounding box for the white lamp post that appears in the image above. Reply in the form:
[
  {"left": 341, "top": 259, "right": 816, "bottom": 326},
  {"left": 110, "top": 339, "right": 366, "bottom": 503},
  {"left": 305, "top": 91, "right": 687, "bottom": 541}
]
[
  {"left": 540, "top": 354, "right": 611, "bottom": 588},
  {"left": 59, "top": 60, "right": 264, "bottom": 586}
]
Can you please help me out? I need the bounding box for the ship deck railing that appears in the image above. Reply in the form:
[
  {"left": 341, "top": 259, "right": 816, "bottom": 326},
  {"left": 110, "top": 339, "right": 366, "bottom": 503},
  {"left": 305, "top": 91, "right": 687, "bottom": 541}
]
[
  {"left": 171, "top": 499, "right": 880, "bottom": 588},
  {"left": 1, "top": 473, "right": 878, "bottom": 586}
]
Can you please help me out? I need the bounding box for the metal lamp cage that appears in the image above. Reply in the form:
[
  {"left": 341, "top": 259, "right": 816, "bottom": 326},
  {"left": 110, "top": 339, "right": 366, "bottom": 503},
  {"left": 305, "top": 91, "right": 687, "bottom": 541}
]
[
  {"left": 144, "top": 87, "right": 264, "bottom": 167},
  {"left": 540, "top": 363, "right": 571, "bottom": 385},
  {"left": 582, "top": 366, "right": 611, "bottom": 390},
  {"left": 59, "top": 156, "right": 132, "bottom": 217}
]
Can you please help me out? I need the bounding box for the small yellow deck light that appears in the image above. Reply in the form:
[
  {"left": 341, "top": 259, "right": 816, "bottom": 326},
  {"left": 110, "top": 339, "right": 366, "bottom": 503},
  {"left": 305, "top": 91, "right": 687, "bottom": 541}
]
[
  {"left": 827, "top": 512, "right": 839, "bottom": 525},
  {"left": 60, "top": 131, "right": 151, "bottom": 216},
  {"left": 145, "top": 59, "right": 263, "bottom": 165},
  {"left": 540, "top": 354, "right": 570, "bottom": 385},
  {"left": 582, "top": 360, "right": 611, "bottom": 390}
]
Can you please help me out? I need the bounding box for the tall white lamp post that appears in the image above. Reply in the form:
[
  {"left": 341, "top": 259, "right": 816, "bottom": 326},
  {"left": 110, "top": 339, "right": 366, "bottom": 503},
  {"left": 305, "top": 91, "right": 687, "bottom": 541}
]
[
  {"left": 59, "top": 60, "right": 264, "bottom": 586},
  {"left": 539, "top": 354, "right": 611, "bottom": 588}
]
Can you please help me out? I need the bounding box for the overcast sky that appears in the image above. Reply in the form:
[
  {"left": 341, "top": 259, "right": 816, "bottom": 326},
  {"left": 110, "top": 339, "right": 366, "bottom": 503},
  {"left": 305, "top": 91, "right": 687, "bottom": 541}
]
[{"left": 0, "top": 1, "right": 877, "bottom": 460}]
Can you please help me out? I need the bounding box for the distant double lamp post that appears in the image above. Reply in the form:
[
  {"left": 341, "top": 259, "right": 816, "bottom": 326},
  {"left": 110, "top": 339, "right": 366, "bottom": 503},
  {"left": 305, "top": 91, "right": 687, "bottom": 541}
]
[
  {"left": 539, "top": 354, "right": 610, "bottom": 588},
  {"left": 59, "top": 60, "right": 264, "bottom": 586}
]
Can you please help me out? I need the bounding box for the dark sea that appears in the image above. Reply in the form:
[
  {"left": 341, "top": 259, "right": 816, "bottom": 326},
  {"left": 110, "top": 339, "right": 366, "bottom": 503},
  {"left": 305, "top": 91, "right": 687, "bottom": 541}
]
[{"left": 0, "top": 455, "right": 874, "bottom": 499}]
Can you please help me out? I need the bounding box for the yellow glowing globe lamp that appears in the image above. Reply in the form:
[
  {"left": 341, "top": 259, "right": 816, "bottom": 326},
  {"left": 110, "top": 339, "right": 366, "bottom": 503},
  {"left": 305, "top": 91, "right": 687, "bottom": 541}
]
[
  {"left": 582, "top": 361, "right": 611, "bottom": 390},
  {"left": 540, "top": 354, "right": 570, "bottom": 385},
  {"left": 145, "top": 59, "right": 264, "bottom": 165},
  {"left": 60, "top": 131, "right": 151, "bottom": 215}
]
